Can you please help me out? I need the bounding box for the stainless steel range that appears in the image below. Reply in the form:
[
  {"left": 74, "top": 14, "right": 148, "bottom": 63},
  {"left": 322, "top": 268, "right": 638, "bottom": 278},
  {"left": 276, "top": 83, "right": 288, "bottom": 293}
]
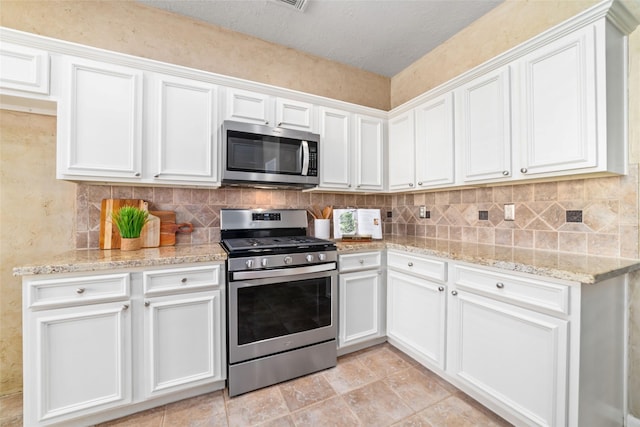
[{"left": 221, "top": 209, "right": 338, "bottom": 397}]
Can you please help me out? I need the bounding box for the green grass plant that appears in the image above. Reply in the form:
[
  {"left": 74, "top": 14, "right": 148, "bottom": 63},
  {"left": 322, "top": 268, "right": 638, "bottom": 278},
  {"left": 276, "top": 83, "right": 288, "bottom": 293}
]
[{"left": 112, "top": 206, "right": 149, "bottom": 238}]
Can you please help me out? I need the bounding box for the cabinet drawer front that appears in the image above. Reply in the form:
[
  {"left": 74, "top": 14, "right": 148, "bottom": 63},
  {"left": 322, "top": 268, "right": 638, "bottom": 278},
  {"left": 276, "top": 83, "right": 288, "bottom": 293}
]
[
  {"left": 339, "top": 252, "right": 382, "bottom": 272},
  {"left": 26, "top": 274, "right": 130, "bottom": 309},
  {"left": 144, "top": 265, "right": 221, "bottom": 295},
  {"left": 453, "top": 265, "right": 570, "bottom": 314},
  {"left": 387, "top": 251, "right": 447, "bottom": 282}
]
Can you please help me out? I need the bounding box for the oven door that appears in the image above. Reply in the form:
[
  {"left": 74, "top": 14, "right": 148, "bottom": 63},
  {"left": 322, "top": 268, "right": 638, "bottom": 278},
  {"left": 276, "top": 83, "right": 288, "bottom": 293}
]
[{"left": 228, "top": 267, "right": 337, "bottom": 365}]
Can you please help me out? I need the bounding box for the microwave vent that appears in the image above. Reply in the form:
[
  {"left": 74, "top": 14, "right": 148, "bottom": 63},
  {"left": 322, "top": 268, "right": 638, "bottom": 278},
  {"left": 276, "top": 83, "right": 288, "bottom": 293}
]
[{"left": 271, "top": 0, "right": 308, "bottom": 12}]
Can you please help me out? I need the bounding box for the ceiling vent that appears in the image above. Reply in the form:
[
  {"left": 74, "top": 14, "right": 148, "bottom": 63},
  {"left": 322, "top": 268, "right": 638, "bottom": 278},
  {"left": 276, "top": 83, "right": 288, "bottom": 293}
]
[{"left": 271, "top": 0, "right": 308, "bottom": 12}]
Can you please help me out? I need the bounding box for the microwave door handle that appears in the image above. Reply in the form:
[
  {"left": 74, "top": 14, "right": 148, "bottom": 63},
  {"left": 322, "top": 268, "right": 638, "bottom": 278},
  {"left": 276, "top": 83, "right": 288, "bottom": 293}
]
[{"left": 301, "top": 140, "right": 309, "bottom": 176}]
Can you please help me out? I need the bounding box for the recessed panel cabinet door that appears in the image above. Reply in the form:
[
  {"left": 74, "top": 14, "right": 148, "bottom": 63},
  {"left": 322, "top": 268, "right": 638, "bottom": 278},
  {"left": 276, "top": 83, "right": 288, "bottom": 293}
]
[
  {"left": 457, "top": 66, "right": 512, "bottom": 183},
  {"left": 354, "top": 115, "right": 384, "bottom": 191},
  {"left": 447, "top": 290, "right": 568, "bottom": 427},
  {"left": 26, "top": 302, "right": 132, "bottom": 426},
  {"left": 319, "top": 107, "right": 351, "bottom": 189},
  {"left": 517, "top": 24, "right": 597, "bottom": 176},
  {"left": 387, "top": 270, "right": 446, "bottom": 370},
  {"left": 387, "top": 111, "right": 415, "bottom": 191},
  {"left": 149, "top": 75, "right": 218, "bottom": 183},
  {"left": 143, "top": 291, "right": 223, "bottom": 397},
  {"left": 58, "top": 57, "right": 143, "bottom": 179},
  {"left": 339, "top": 269, "right": 384, "bottom": 348}
]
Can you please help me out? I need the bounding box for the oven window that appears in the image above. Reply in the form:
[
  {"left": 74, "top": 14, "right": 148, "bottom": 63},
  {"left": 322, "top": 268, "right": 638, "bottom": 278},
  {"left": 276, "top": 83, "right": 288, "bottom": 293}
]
[{"left": 236, "top": 277, "right": 332, "bottom": 345}]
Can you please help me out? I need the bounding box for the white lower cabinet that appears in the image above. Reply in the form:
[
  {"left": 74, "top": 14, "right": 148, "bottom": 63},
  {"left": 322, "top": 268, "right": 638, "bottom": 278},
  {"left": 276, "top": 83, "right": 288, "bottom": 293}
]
[
  {"left": 338, "top": 251, "right": 385, "bottom": 353},
  {"left": 22, "top": 263, "right": 225, "bottom": 427},
  {"left": 386, "top": 251, "right": 447, "bottom": 370}
]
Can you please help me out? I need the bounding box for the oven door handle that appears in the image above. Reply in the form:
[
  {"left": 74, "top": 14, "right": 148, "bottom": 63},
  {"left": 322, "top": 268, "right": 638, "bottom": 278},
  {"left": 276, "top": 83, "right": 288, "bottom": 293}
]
[
  {"left": 301, "top": 140, "right": 309, "bottom": 176},
  {"left": 232, "top": 262, "right": 336, "bottom": 281}
]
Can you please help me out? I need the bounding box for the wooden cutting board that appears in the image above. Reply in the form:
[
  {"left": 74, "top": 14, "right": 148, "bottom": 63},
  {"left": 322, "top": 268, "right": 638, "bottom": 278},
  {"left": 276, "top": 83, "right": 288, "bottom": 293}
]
[
  {"left": 100, "top": 199, "right": 146, "bottom": 249},
  {"left": 140, "top": 202, "right": 160, "bottom": 248},
  {"left": 150, "top": 210, "right": 193, "bottom": 246}
]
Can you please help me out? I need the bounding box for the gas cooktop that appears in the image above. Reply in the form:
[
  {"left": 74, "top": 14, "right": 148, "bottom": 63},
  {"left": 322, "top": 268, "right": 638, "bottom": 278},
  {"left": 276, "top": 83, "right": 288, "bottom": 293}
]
[{"left": 223, "top": 236, "right": 333, "bottom": 252}]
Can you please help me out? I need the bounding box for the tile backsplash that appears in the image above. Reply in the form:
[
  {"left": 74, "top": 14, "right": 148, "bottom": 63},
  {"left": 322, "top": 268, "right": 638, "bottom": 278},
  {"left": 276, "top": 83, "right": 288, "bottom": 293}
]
[{"left": 76, "top": 165, "right": 639, "bottom": 258}]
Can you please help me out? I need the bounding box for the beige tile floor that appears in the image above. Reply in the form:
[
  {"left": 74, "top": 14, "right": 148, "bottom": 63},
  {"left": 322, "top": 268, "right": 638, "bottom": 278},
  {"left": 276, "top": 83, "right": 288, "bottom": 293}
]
[{"left": 0, "top": 344, "right": 512, "bottom": 427}]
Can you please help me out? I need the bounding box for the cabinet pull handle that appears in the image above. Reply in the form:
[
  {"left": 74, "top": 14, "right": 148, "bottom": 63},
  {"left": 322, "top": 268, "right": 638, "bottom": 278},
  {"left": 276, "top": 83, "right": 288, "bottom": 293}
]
[
  {"left": 407, "top": 262, "right": 413, "bottom": 267},
  {"left": 145, "top": 301, "right": 150, "bottom": 307},
  {"left": 122, "top": 304, "right": 129, "bottom": 310},
  {"left": 496, "top": 282, "right": 505, "bottom": 289},
  {"left": 76, "top": 288, "right": 85, "bottom": 294},
  {"left": 451, "top": 290, "right": 458, "bottom": 296},
  {"left": 181, "top": 278, "right": 188, "bottom": 284},
  {"left": 520, "top": 168, "right": 528, "bottom": 174},
  {"left": 502, "top": 170, "right": 509, "bottom": 176},
  {"left": 438, "top": 286, "right": 445, "bottom": 292}
]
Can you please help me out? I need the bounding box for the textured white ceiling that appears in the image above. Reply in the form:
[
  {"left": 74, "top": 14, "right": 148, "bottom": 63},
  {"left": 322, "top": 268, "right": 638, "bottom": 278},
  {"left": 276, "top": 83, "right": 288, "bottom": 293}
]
[{"left": 137, "top": 0, "right": 503, "bottom": 77}]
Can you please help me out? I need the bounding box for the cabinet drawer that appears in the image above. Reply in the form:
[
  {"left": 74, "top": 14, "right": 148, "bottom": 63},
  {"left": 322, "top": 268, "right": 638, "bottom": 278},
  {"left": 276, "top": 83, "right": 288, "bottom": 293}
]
[
  {"left": 143, "top": 265, "right": 221, "bottom": 296},
  {"left": 453, "top": 265, "right": 570, "bottom": 315},
  {"left": 387, "top": 251, "right": 447, "bottom": 282},
  {"left": 339, "top": 252, "right": 382, "bottom": 272},
  {"left": 26, "top": 273, "right": 130, "bottom": 309}
]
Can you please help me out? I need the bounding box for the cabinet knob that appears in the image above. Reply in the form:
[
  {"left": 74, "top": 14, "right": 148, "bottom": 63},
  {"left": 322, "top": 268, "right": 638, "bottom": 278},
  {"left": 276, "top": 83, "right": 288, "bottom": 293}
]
[
  {"left": 502, "top": 170, "right": 509, "bottom": 176},
  {"left": 407, "top": 262, "right": 413, "bottom": 267},
  {"left": 122, "top": 304, "right": 129, "bottom": 310},
  {"left": 438, "top": 286, "right": 445, "bottom": 292},
  {"left": 277, "top": 122, "right": 282, "bottom": 127},
  {"left": 409, "top": 183, "right": 414, "bottom": 187},
  {"left": 76, "top": 288, "right": 85, "bottom": 294},
  {"left": 496, "top": 282, "right": 504, "bottom": 289},
  {"left": 359, "top": 259, "right": 364, "bottom": 264},
  {"left": 520, "top": 167, "right": 528, "bottom": 174},
  {"left": 154, "top": 174, "right": 160, "bottom": 178},
  {"left": 417, "top": 182, "right": 423, "bottom": 186},
  {"left": 145, "top": 301, "right": 150, "bottom": 307},
  {"left": 264, "top": 120, "right": 270, "bottom": 125},
  {"left": 181, "top": 278, "right": 188, "bottom": 284},
  {"left": 348, "top": 184, "right": 352, "bottom": 188},
  {"left": 451, "top": 290, "right": 458, "bottom": 296},
  {"left": 134, "top": 172, "right": 141, "bottom": 177}
]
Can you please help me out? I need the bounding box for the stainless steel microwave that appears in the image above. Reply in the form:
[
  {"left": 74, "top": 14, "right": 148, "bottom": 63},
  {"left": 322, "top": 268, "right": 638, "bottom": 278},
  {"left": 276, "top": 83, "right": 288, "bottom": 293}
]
[{"left": 221, "top": 121, "right": 320, "bottom": 189}]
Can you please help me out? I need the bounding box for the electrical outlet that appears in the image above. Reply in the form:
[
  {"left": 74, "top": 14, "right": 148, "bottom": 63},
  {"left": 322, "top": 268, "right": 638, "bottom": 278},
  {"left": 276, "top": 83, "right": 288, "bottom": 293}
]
[
  {"left": 419, "top": 206, "right": 426, "bottom": 218},
  {"left": 504, "top": 204, "right": 515, "bottom": 221},
  {"left": 479, "top": 210, "right": 489, "bottom": 221},
  {"left": 387, "top": 211, "right": 393, "bottom": 218},
  {"left": 566, "top": 210, "right": 583, "bottom": 223}
]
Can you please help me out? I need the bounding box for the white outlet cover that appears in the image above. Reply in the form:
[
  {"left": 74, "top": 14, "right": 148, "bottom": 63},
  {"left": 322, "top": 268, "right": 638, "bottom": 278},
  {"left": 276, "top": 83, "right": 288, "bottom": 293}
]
[{"left": 504, "top": 204, "right": 515, "bottom": 221}]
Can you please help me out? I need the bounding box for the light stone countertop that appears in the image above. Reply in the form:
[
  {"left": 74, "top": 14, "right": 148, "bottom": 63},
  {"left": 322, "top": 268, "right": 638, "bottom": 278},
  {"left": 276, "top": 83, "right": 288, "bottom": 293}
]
[{"left": 14, "top": 237, "right": 640, "bottom": 284}]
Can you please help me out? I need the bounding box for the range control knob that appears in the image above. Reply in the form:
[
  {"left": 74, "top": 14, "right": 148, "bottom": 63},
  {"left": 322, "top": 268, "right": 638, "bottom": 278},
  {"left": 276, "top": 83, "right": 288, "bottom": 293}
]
[
  {"left": 245, "top": 259, "right": 254, "bottom": 269},
  {"left": 318, "top": 253, "right": 326, "bottom": 261},
  {"left": 283, "top": 256, "right": 293, "bottom": 265},
  {"left": 305, "top": 254, "right": 314, "bottom": 263},
  {"left": 261, "top": 258, "right": 269, "bottom": 267}
]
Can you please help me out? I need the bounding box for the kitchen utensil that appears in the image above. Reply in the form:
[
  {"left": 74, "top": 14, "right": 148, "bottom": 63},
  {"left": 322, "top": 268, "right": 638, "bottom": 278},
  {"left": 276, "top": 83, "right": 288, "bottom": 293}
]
[
  {"left": 100, "top": 199, "right": 146, "bottom": 249},
  {"left": 150, "top": 210, "right": 193, "bottom": 246}
]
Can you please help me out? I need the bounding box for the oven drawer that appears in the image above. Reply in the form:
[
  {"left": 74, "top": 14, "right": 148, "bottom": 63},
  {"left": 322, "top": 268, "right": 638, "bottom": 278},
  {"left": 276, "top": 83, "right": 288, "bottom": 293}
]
[
  {"left": 143, "top": 265, "right": 222, "bottom": 296},
  {"left": 452, "top": 265, "right": 570, "bottom": 315},
  {"left": 26, "top": 273, "right": 130, "bottom": 309},
  {"left": 339, "top": 251, "right": 382, "bottom": 272},
  {"left": 387, "top": 251, "right": 447, "bottom": 282}
]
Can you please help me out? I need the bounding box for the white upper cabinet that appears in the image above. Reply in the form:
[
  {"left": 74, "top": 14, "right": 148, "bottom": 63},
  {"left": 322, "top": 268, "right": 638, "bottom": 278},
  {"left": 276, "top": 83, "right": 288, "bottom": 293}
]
[
  {"left": 415, "top": 93, "right": 455, "bottom": 188},
  {"left": 57, "top": 56, "right": 143, "bottom": 180},
  {"left": 387, "top": 110, "right": 416, "bottom": 191},
  {"left": 0, "top": 41, "right": 50, "bottom": 95},
  {"left": 456, "top": 66, "right": 512, "bottom": 183},
  {"left": 354, "top": 114, "right": 385, "bottom": 191},
  {"left": 514, "top": 21, "right": 615, "bottom": 177},
  {"left": 225, "top": 87, "right": 316, "bottom": 132},
  {"left": 147, "top": 74, "right": 218, "bottom": 184},
  {"left": 318, "top": 106, "right": 351, "bottom": 189}
]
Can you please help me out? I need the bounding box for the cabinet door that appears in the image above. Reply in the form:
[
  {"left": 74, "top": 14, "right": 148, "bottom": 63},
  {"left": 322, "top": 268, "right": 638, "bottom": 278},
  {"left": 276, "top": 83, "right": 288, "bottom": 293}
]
[
  {"left": 339, "top": 269, "right": 384, "bottom": 348},
  {"left": 149, "top": 74, "right": 218, "bottom": 184},
  {"left": 517, "top": 25, "right": 597, "bottom": 176},
  {"left": 415, "top": 93, "right": 455, "bottom": 188},
  {"left": 143, "top": 290, "right": 223, "bottom": 397},
  {"left": 354, "top": 115, "right": 384, "bottom": 191},
  {"left": 387, "top": 111, "right": 416, "bottom": 191},
  {"left": 447, "top": 290, "right": 568, "bottom": 426},
  {"left": 275, "top": 97, "right": 316, "bottom": 131},
  {"left": 457, "top": 66, "right": 512, "bottom": 183},
  {"left": 0, "top": 41, "right": 50, "bottom": 94},
  {"left": 57, "top": 57, "right": 143, "bottom": 179},
  {"left": 387, "top": 270, "right": 446, "bottom": 370},
  {"left": 24, "top": 302, "right": 132, "bottom": 426},
  {"left": 225, "top": 87, "right": 271, "bottom": 125},
  {"left": 318, "top": 107, "right": 351, "bottom": 189}
]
